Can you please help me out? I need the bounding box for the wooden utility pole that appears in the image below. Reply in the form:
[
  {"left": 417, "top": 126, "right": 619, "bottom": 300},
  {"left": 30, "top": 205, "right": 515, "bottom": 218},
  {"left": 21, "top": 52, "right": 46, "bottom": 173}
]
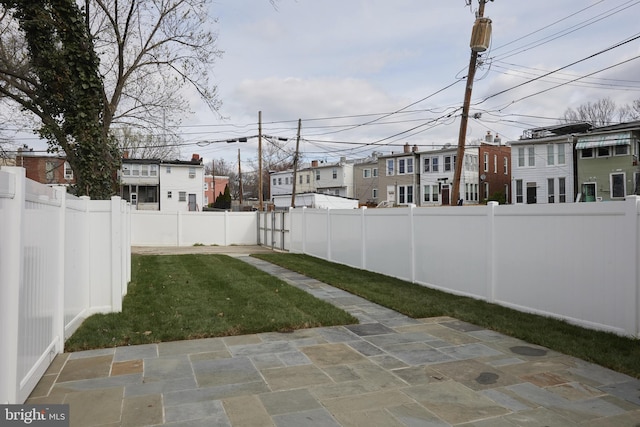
[
  {"left": 451, "top": 0, "right": 490, "bottom": 205},
  {"left": 258, "top": 111, "right": 263, "bottom": 211},
  {"left": 238, "top": 148, "right": 243, "bottom": 205},
  {"left": 291, "top": 119, "right": 302, "bottom": 208}
]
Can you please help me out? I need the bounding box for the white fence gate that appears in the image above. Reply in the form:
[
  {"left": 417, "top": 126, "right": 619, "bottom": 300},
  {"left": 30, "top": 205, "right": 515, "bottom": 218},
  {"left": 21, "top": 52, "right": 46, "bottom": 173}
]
[{"left": 0, "top": 167, "right": 131, "bottom": 404}]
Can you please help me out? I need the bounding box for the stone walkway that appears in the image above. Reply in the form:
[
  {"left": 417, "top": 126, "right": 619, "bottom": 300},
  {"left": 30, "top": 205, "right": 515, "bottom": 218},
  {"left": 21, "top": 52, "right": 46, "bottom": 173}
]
[{"left": 27, "top": 252, "right": 640, "bottom": 426}]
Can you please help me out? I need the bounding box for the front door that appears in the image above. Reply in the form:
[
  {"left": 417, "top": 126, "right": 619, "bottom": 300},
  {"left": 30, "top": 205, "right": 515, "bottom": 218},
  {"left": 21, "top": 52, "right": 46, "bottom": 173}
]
[
  {"left": 441, "top": 185, "right": 450, "bottom": 205},
  {"left": 188, "top": 194, "right": 197, "bottom": 211},
  {"left": 386, "top": 185, "right": 396, "bottom": 204},
  {"left": 582, "top": 183, "right": 596, "bottom": 202},
  {"left": 526, "top": 183, "right": 537, "bottom": 204}
]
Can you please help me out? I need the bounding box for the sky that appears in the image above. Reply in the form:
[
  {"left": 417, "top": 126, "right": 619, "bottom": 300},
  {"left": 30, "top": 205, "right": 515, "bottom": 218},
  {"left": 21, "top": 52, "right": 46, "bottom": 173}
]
[{"left": 10, "top": 0, "right": 640, "bottom": 170}]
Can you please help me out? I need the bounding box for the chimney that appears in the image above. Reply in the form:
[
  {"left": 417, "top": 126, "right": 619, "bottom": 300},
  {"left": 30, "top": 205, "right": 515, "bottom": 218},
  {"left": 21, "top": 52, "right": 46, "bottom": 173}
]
[
  {"left": 123, "top": 150, "right": 129, "bottom": 159},
  {"left": 494, "top": 134, "right": 501, "bottom": 145},
  {"left": 412, "top": 145, "right": 418, "bottom": 152},
  {"left": 485, "top": 131, "right": 493, "bottom": 143},
  {"left": 403, "top": 143, "right": 411, "bottom": 153},
  {"left": 311, "top": 160, "right": 318, "bottom": 167},
  {"left": 192, "top": 153, "right": 200, "bottom": 162}
]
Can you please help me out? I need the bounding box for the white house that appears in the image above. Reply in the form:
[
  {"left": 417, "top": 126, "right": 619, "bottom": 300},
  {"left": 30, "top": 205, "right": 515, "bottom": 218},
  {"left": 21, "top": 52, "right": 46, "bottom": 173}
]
[
  {"left": 419, "top": 146, "right": 479, "bottom": 206},
  {"left": 312, "top": 158, "right": 354, "bottom": 198},
  {"left": 272, "top": 192, "right": 359, "bottom": 209},
  {"left": 159, "top": 154, "right": 205, "bottom": 211},
  {"left": 510, "top": 123, "right": 590, "bottom": 204}
]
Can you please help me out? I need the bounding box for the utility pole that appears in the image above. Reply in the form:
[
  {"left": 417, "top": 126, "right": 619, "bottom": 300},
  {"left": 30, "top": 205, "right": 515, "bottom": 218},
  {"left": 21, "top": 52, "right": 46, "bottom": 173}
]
[
  {"left": 238, "top": 149, "right": 243, "bottom": 205},
  {"left": 451, "top": 0, "right": 491, "bottom": 205},
  {"left": 291, "top": 119, "right": 302, "bottom": 208},
  {"left": 258, "top": 111, "right": 263, "bottom": 211}
]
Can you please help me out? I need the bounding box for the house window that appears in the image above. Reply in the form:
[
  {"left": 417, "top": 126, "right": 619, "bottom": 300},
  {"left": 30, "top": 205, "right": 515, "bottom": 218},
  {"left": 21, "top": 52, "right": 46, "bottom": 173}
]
[
  {"left": 432, "top": 185, "right": 439, "bottom": 202},
  {"left": 167, "top": 191, "right": 172, "bottom": 199},
  {"left": 528, "top": 147, "right": 535, "bottom": 166},
  {"left": 423, "top": 157, "right": 430, "bottom": 172},
  {"left": 179, "top": 191, "right": 186, "bottom": 202},
  {"left": 398, "top": 185, "right": 413, "bottom": 204},
  {"left": 373, "top": 168, "right": 378, "bottom": 177},
  {"left": 483, "top": 153, "right": 488, "bottom": 172},
  {"left": 516, "top": 179, "right": 523, "bottom": 203},
  {"left": 597, "top": 146, "right": 610, "bottom": 157},
  {"left": 407, "top": 158, "right": 413, "bottom": 173},
  {"left": 493, "top": 154, "right": 497, "bottom": 173},
  {"left": 363, "top": 168, "right": 371, "bottom": 178},
  {"left": 372, "top": 188, "right": 378, "bottom": 198},
  {"left": 150, "top": 165, "right": 158, "bottom": 176},
  {"left": 166, "top": 166, "right": 172, "bottom": 173},
  {"left": 559, "top": 177, "right": 566, "bottom": 203},
  {"left": 635, "top": 172, "right": 640, "bottom": 195},
  {"left": 432, "top": 157, "right": 439, "bottom": 172},
  {"left": 122, "top": 165, "right": 131, "bottom": 176},
  {"left": 581, "top": 148, "right": 593, "bottom": 158},
  {"left": 45, "top": 160, "right": 55, "bottom": 182},
  {"left": 332, "top": 168, "right": 337, "bottom": 179},
  {"left": 445, "top": 156, "right": 453, "bottom": 172},
  {"left": 424, "top": 185, "right": 431, "bottom": 202},
  {"left": 315, "top": 170, "right": 320, "bottom": 181},
  {"left": 518, "top": 148, "right": 525, "bottom": 167},
  {"left": 557, "top": 144, "right": 565, "bottom": 164},
  {"left": 387, "top": 159, "right": 394, "bottom": 176},
  {"left": 504, "top": 184, "right": 510, "bottom": 203},
  {"left": 306, "top": 175, "right": 310, "bottom": 184},
  {"left": 503, "top": 157, "right": 508, "bottom": 175},
  {"left": 204, "top": 183, "right": 208, "bottom": 191},
  {"left": 189, "top": 166, "right": 196, "bottom": 178},
  {"left": 611, "top": 172, "right": 625, "bottom": 198},
  {"left": 474, "top": 184, "right": 478, "bottom": 201},
  {"left": 465, "top": 183, "right": 470, "bottom": 201},
  {"left": 132, "top": 164, "right": 140, "bottom": 176},
  {"left": 399, "top": 159, "right": 405, "bottom": 174},
  {"left": 273, "top": 178, "right": 277, "bottom": 185},
  {"left": 278, "top": 178, "right": 282, "bottom": 185},
  {"left": 547, "top": 145, "right": 555, "bottom": 166},
  {"left": 548, "top": 178, "right": 555, "bottom": 203},
  {"left": 614, "top": 144, "right": 629, "bottom": 156},
  {"left": 141, "top": 165, "right": 149, "bottom": 176},
  {"left": 484, "top": 182, "right": 489, "bottom": 200},
  {"left": 299, "top": 175, "right": 303, "bottom": 184},
  {"left": 64, "top": 161, "right": 73, "bottom": 180}
]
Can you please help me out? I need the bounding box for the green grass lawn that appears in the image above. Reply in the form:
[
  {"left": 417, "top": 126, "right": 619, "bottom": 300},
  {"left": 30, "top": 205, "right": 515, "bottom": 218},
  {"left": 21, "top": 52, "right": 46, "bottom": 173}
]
[
  {"left": 252, "top": 253, "right": 640, "bottom": 379},
  {"left": 65, "top": 254, "right": 357, "bottom": 351}
]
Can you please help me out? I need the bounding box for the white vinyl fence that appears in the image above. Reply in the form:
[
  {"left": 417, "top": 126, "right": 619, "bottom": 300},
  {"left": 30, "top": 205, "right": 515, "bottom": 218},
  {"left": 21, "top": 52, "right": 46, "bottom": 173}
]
[
  {"left": 131, "top": 210, "right": 259, "bottom": 246},
  {"left": 0, "top": 167, "right": 131, "bottom": 404},
  {"left": 288, "top": 198, "right": 640, "bottom": 338}
]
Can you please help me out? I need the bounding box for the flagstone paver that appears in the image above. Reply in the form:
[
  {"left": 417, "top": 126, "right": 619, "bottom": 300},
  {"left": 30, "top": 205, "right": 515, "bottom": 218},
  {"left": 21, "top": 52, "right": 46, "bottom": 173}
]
[{"left": 26, "top": 252, "right": 640, "bottom": 426}]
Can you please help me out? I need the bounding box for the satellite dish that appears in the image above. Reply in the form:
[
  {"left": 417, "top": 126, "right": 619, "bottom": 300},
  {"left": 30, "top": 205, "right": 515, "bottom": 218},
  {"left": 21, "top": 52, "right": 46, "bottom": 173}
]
[
  {"left": 443, "top": 143, "right": 451, "bottom": 149},
  {"left": 480, "top": 174, "right": 486, "bottom": 181}
]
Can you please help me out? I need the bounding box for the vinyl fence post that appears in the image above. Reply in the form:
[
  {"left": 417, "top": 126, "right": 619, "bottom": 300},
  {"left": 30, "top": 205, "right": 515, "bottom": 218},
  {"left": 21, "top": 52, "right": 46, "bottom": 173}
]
[
  {"left": 486, "top": 201, "right": 498, "bottom": 303},
  {"left": 54, "top": 187, "right": 66, "bottom": 352},
  {"left": 360, "top": 206, "right": 367, "bottom": 270},
  {"left": 409, "top": 204, "right": 416, "bottom": 283},
  {"left": 326, "top": 208, "right": 332, "bottom": 261},
  {"left": 111, "top": 196, "right": 123, "bottom": 312},
  {"left": 0, "top": 168, "right": 23, "bottom": 404},
  {"left": 625, "top": 196, "right": 640, "bottom": 338},
  {"left": 301, "top": 207, "right": 307, "bottom": 254}
]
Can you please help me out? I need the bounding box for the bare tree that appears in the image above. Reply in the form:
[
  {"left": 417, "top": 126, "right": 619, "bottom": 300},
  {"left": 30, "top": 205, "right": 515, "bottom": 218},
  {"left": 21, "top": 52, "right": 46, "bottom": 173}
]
[
  {"left": 114, "top": 126, "right": 179, "bottom": 160},
  {"left": 0, "top": 0, "right": 222, "bottom": 197},
  {"left": 618, "top": 99, "right": 640, "bottom": 122},
  {"left": 562, "top": 97, "right": 618, "bottom": 127}
]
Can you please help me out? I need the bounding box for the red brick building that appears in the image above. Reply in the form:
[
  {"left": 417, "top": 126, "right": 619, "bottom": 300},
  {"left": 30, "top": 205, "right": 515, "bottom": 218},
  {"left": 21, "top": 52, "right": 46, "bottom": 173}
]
[
  {"left": 204, "top": 175, "right": 230, "bottom": 206},
  {"left": 16, "top": 148, "right": 76, "bottom": 187},
  {"left": 478, "top": 133, "right": 511, "bottom": 203}
]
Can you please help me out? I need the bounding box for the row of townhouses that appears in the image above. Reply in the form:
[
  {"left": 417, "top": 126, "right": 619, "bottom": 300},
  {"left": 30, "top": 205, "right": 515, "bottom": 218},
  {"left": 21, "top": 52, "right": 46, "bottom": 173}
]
[
  {"left": 15, "top": 149, "right": 228, "bottom": 212},
  {"left": 271, "top": 120, "right": 640, "bottom": 207}
]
